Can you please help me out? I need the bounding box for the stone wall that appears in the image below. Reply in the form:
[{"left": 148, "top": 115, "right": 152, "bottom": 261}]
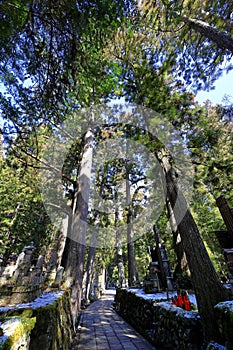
[
  {"left": 0, "top": 285, "right": 43, "bottom": 307},
  {"left": 114, "top": 288, "right": 232, "bottom": 350},
  {"left": 0, "top": 245, "right": 63, "bottom": 308},
  {"left": 214, "top": 301, "right": 233, "bottom": 350},
  {"left": 0, "top": 290, "right": 72, "bottom": 350},
  {"left": 152, "top": 302, "right": 203, "bottom": 349}
]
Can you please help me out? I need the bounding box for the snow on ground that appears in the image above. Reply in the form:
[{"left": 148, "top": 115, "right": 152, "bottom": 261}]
[
  {"left": 127, "top": 288, "right": 198, "bottom": 307},
  {"left": 215, "top": 300, "right": 233, "bottom": 312},
  {"left": 0, "top": 290, "right": 64, "bottom": 313},
  {"left": 156, "top": 301, "right": 200, "bottom": 319}
]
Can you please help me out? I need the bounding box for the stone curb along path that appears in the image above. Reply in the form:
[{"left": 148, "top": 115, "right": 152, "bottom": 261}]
[{"left": 71, "top": 288, "right": 157, "bottom": 350}]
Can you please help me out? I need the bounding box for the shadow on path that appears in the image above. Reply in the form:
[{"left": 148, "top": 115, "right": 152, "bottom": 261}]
[{"left": 71, "top": 288, "right": 157, "bottom": 350}]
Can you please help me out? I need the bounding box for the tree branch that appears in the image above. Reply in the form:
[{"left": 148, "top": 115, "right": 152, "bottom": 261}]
[
  {"left": 16, "top": 146, "right": 75, "bottom": 185},
  {"left": 182, "top": 16, "right": 233, "bottom": 53}
]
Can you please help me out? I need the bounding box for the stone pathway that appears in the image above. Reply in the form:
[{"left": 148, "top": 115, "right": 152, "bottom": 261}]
[{"left": 71, "top": 288, "right": 157, "bottom": 350}]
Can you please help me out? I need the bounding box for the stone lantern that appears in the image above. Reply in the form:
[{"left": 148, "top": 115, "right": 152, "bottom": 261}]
[{"left": 143, "top": 262, "right": 161, "bottom": 293}]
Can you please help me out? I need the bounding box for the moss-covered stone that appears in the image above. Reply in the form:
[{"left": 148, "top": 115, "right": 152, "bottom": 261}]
[
  {"left": 29, "top": 291, "right": 72, "bottom": 350},
  {"left": 214, "top": 301, "right": 233, "bottom": 350},
  {"left": 0, "top": 290, "right": 72, "bottom": 350},
  {"left": 0, "top": 316, "right": 36, "bottom": 350}
]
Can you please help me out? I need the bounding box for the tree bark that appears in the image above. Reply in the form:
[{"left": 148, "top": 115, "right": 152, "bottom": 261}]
[
  {"left": 166, "top": 198, "right": 189, "bottom": 279},
  {"left": 62, "top": 128, "right": 93, "bottom": 327},
  {"left": 126, "top": 167, "right": 139, "bottom": 287},
  {"left": 56, "top": 215, "right": 69, "bottom": 267},
  {"left": 157, "top": 147, "right": 230, "bottom": 343},
  {"left": 216, "top": 195, "right": 233, "bottom": 236},
  {"left": 84, "top": 218, "right": 101, "bottom": 302},
  {"left": 84, "top": 245, "right": 96, "bottom": 302},
  {"left": 85, "top": 178, "right": 105, "bottom": 301},
  {"left": 115, "top": 192, "right": 125, "bottom": 288},
  {"left": 182, "top": 16, "right": 233, "bottom": 53}
]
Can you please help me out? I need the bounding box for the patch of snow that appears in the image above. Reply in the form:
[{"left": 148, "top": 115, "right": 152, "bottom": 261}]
[
  {"left": 0, "top": 306, "right": 11, "bottom": 313},
  {"left": 0, "top": 318, "right": 22, "bottom": 346},
  {"left": 0, "top": 318, "right": 21, "bottom": 336},
  {"left": 207, "top": 341, "right": 226, "bottom": 350},
  {"left": 154, "top": 301, "right": 200, "bottom": 319},
  {"left": 224, "top": 283, "right": 232, "bottom": 289},
  {"left": 0, "top": 290, "right": 64, "bottom": 313},
  {"left": 215, "top": 300, "right": 233, "bottom": 311},
  {"left": 127, "top": 288, "right": 198, "bottom": 307}
]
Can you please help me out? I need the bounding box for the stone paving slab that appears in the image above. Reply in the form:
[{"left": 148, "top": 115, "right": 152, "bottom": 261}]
[{"left": 71, "top": 288, "right": 156, "bottom": 350}]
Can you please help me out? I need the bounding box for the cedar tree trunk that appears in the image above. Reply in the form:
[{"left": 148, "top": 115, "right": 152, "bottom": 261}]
[
  {"left": 157, "top": 147, "right": 230, "bottom": 343},
  {"left": 126, "top": 170, "right": 139, "bottom": 287},
  {"left": 62, "top": 128, "right": 93, "bottom": 326}
]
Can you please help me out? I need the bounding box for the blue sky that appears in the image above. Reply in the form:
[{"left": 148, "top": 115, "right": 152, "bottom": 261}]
[{"left": 195, "top": 69, "right": 233, "bottom": 105}]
